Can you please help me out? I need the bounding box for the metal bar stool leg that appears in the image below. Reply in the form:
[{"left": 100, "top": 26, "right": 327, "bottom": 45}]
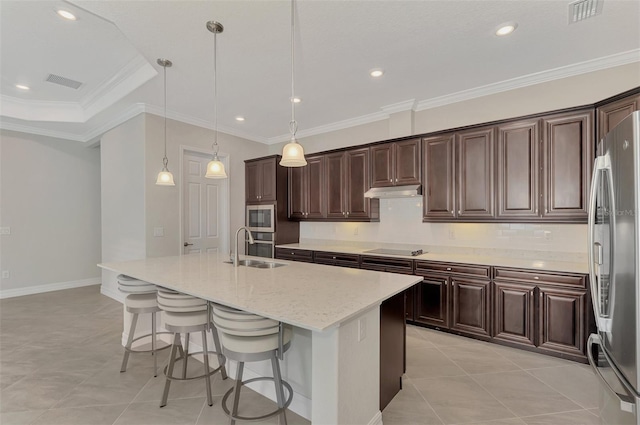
[
  {"left": 160, "top": 333, "right": 181, "bottom": 407},
  {"left": 211, "top": 326, "right": 228, "bottom": 380},
  {"left": 201, "top": 330, "right": 214, "bottom": 406},
  {"left": 152, "top": 312, "right": 158, "bottom": 377},
  {"left": 230, "top": 362, "right": 245, "bottom": 425},
  {"left": 182, "top": 333, "right": 190, "bottom": 379},
  {"left": 271, "top": 355, "right": 288, "bottom": 425},
  {"left": 120, "top": 312, "right": 139, "bottom": 373}
]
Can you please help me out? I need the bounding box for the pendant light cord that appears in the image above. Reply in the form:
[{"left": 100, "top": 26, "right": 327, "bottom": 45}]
[
  {"left": 162, "top": 63, "right": 168, "bottom": 168},
  {"left": 289, "top": 0, "right": 297, "bottom": 138},
  {"left": 213, "top": 31, "right": 219, "bottom": 156}
]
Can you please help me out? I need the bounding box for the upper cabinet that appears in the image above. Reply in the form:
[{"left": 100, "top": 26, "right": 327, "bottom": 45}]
[
  {"left": 541, "top": 110, "right": 593, "bottom": 221},
  {"left": 597, "top": 91, "right": 640, "bottom": 142},
  {"left": 423, "top": 107, "right": 593, "bottom": 223},
  {"left": 288, "top": 148, "right": 379, "bottom": 222},
  {"left": 246, "top": 157, "right": 277, "bottom": 203},
  {"left": 370, "top": 139, "right": 421, "bottom": 187}
]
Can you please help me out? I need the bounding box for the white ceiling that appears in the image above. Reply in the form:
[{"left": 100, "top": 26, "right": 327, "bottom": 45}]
[{"left": 1, "top": 0, "right": 639, "bottom": 144}]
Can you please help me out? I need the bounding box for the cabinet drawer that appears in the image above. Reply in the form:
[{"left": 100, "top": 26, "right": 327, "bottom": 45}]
[
  {"left": 274, "top": 248, "right": 314, "bottom": 263},
  {"left": 314, "top": 251, "right": 360, "bottom": 268},
  {"left": 360, "top": 256, "right": 414, "bottom": 275},
  {"left": 415, "top": 261, "right": 490, "bottom": 278},
  {"left": 494, "top": 267, "right": 586, "bottom": 288}
]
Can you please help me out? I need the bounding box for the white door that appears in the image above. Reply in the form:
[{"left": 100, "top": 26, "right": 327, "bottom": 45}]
[{"left": 182, "top": 152, "right": 227, "bottom": 254}]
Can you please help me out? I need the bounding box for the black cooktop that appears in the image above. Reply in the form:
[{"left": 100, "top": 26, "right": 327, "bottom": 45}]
[{"left": 363, "top": 248, "right": 424, "bottom": 257}]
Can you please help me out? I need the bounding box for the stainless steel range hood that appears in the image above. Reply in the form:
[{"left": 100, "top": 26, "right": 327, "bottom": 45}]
[{"left": 364, "top": 184, "right": 422, "bottom": 199}]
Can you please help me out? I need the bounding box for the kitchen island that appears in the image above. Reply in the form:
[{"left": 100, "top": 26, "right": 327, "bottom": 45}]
[{"left": 99, "top": 251, "right": 421, "bottom": 425}]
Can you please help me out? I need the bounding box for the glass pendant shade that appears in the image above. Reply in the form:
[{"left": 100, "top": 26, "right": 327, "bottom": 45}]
[
  {"left": 156, "top": 169, "right": 175, "bottom": 186},
  {"left": 280, "top": 139, "right": 307, "bottom": 167},
  {"left": 205, "top": 156, "right": 227, "bottom": 178}
]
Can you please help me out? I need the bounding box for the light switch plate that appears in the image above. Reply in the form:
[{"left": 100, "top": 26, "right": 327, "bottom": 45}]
[
  {"left": 0, "top": 227, "right": 10, "bottom": 235},
  {"left": 153, "top": 227, "right": 164, "bottom": 237}
]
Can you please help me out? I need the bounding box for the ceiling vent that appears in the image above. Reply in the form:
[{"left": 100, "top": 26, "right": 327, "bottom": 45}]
[
  {"left": 44, "top": 73, "right": 83, "bottom": 90},
  {"left": 568, "top": 0, "right": 603, "bottom": 23}
]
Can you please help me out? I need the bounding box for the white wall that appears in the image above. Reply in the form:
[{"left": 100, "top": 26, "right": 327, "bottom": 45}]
[
  {"left": 143, "top": 114, "right": 269, "bottom": 258},
  {"left": 0, "top": 130, "right": 102, "bottom": 298},
  {"left": 269, "top": 63, "right": 640, "bottom": 254}
]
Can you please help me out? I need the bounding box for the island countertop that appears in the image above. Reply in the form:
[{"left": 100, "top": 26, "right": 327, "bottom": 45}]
[{"left": 99, "top": 252, "right": 421, "bottom": 333}]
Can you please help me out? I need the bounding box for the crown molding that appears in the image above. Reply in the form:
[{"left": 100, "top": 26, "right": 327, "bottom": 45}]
[
  {"left": 0, "top": 95, "right": 85, "bottom": 122},
  {"left": 265, "top": 109, "right": 389, "bottom": 145},
  {"left": 380, "top": 99, "right": 417, "bottom": 114},
  {"left": 416, "top": 49, "right": 640, "bottom": 111},
  {"left": 0, "top": 120, "right": 86, "bottom": 142}
]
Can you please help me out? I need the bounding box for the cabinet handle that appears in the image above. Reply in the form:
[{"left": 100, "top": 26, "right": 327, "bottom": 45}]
[
  {"left": 545, "top": 208, "right": 548, "bottom": 214},
  {"left": 533, "top": 276, "right": 539, "bottom": 280},
  {"left": 346, "top": 212, "right": 350, "bottom": 217},
  {"left": 390, "top": 179, "right": 393, "bottom": 183},
  {"left": 458, "top": 210, "right": 461, "bottom": 215},
  {"left": 446, "top": 267, "right": 452, "bottom": 271},
  {"left": 291, "top": 252, "right": 295, "bottom": 255},
  {"left": 395, "top": 178, "right": 398, "bottom": 183},
  {"left": 332, "top": 256, "right": 336, "bottom": 259},
  {"left": 530, "top": 290, "right": 534, "bottom": 295}
]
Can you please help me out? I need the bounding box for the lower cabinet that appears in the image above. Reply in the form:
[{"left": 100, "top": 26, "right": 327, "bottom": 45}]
[
  {"left": 314, "top": 251, "right": 360, "bottom": 268},
  {"left": 414, "top": 275, "right": 449, "bottom": 328},
  {"left": 538, "top": 286, "right": 586, "bottom": 358},
  {"left": 274, "top": 248, "right": 314, "bottom": 263},
  {"left": 450, "top": 277, "right": 491, "bottom": 340},
  {"left": 493, "top": 282, "right": 536, "bottom": 347}
]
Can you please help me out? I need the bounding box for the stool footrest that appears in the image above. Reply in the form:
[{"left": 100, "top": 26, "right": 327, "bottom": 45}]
[
  {"left": 163, "top": 352, "right": 226, "bottom": 382},
  {"left": 221, "top": 377, "right": 293, "bottom": 422},
  {"left": 124, "top": 332, "right": 173, "bottom": 354}
]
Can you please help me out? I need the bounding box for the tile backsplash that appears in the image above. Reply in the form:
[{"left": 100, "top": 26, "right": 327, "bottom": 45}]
[{"left": 300, "top": 198, "right": 587, "bottom": 255}]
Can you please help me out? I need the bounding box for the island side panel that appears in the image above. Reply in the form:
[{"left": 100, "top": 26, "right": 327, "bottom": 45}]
[{"left": 312, "top": 305, "right": 381, "bottom": 425}]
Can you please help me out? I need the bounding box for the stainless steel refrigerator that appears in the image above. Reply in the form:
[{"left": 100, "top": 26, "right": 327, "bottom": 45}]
[{"left": 588, "top": 110, "right": 640, "bottom": 425}]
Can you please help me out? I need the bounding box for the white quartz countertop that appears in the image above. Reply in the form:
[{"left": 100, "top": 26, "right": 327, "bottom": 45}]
[
  {"left": 99, "top": 252, "right": 421, "bottom": 333},
  {"left": 275, "top": 243, "right": 588, "bottom": 274}
]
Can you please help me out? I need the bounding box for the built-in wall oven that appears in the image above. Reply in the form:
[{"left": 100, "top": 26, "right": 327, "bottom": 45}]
[{"left": 246, "top": 204, "right": 275, "bottom": 258}]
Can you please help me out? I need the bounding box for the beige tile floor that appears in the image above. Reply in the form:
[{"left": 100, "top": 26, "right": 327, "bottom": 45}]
[{"left": 0, "top": 286, "right": 601, "bottom": 425}]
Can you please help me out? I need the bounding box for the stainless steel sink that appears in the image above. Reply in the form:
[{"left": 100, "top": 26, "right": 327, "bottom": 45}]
[{"left": 224, "top": 259, "right": 286, "bottom": 268}]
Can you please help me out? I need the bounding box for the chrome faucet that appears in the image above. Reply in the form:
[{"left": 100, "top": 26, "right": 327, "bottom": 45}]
[{"left": 234, "top": 226, "right": 255, "bottom": 267}]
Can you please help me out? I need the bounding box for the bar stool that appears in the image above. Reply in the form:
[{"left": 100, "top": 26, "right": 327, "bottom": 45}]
[
  {"left": 211, "top": 303, "right": 293, "bottom": 425},
  {"left": 117, "top": 274, "right": 171, "bottom": 377},
  {"left": 157, "top": 289, "right": 227, "bottom": 408}
]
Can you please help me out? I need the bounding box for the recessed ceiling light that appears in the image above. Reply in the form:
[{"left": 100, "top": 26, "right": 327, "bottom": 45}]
[
  {"left": 56, "top": 9, "right": 77, "bottom": 21},
  {"left": 370, "top": 69, "right": 384, "bottom": 78},
  {"left": 495, "top": 23, "right": 517, "bottom": 36},
  {"left": 15, "top": 84, "right": 30, "bottom": 90},
  {"left": 235, "top": 116, "right": 245, "bottom": 122},
  {"left": 290, "top": 97, "right": 301, "bottom": 104}
]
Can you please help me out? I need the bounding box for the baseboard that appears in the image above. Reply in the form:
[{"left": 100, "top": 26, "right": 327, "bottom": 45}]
[
  {"left": 0, "top": 277, "right": 101, "bottom": 299},
  {"left": 368, "top": 410, "right": 383, "bottom": 425}
]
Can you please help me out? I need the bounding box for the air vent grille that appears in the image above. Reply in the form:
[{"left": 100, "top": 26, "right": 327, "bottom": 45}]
[
  {"left": 569, "top": 0, "right": 603, "bottom": 23},
  {"left": 44, "top": 73, "right": 83, "bottom": 90}
]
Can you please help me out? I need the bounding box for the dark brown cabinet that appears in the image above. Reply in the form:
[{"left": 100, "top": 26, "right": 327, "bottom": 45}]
[
  {"left": 370, "top": 139, "right": 421, "bottom": 188},
  {"left": 450, "top": 277, "right": 492, "bottom": 340},
  {"left": 496, "top": 120, "right": 540, "bottom": 219},
  {"left": 289, "top": 155, "right": 325, "bottom": 220},
  {"left": 314, "top": 251, "right": 360, "bottom": 268},
  {"left": 456, "top": 127, "right": 495, "bottom": 219},
  {"left": 493, "top": 281, "right": 536, "bottom": 347},
  {"left": 326, "top": 148, "right": 378, "bottom": 221},
  {"left": 538, "top": 286, "right": 586, "bottom": 358},
  {"left": 246, "top": 157, "right": 277, "bottom": 203},
  {"left": 274, "top": 247, "right": 313, "bottom": 263},
  {"left": 414, "top": 275, "right": 449, "bottom": 328},
  {"left": 597, "top": 91, "right": 640, "bottom": 141},
  {"left": 423, "top": 134, "right": 455, "bottom": 220},
  {"left": 541, "top": 110, "right": 593, "bottom": 221}
]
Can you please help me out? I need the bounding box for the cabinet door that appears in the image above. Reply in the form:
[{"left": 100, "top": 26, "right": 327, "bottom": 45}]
[
  {"left": 395, "top": 139, "right": 421, "bottom": 185},
  {"left": 345, "top": 148, "right": 370, "bottom": 219},
  {"left": 325, "top": 152, "right": 347, "bottom": 219},
  {"left": 497, "top": 120, "right": 540, "bottom": 218},
  {"left": 288, "top": 166, "right": 306, "bottom": 219},
  {"left": 306, "top": 155, "right": 325, "bottom": 219},
  {"left": 423, "top": 135, "right": 456, "bottom": 219},
  {"left": 450, "top": 277, "right": 491, "bottom": 339},
  {"left": 370, "top": 144, "right": 394, "bottom": 188},
  {"left": 260, "top": 158, "right": 277, "bottom": 202},
  {"left": 245, "top": 161, "right": 261, "bottom": 203},
  {"left": 457, "top": 127, "right": 495, "bottom": 219},
  {"left": 415, "top": 275, "right": 449, "bottom": 328},
  {"left": 405, "top": 286, "right": 415, "bottom": 321},
  {"left": 542, "top": 110, "right": 593, "bottom": 220},
  {"left": 493, "top": 282, "right": 536, "bottom": 347},
  {"left": 538, "top": 286, "right": 586, "bottom": 357},
  {"left": 597, "top": 93, "right": 640, "bottom": 141}
]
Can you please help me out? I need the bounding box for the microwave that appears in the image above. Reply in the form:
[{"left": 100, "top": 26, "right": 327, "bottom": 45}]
[{"left": 246, "top": 204, "right": 275, "bottom": 232}]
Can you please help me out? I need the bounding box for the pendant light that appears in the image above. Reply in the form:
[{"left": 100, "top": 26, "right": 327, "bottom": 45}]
[
  {"left": 155, "top": 58, "right": 175, "bottom": 186},
  {"left": 280, "top": 0, "right": 307, "bottom": 167},
  {"left": 205, "top": 21, "right": 228, "bottom": 179}
]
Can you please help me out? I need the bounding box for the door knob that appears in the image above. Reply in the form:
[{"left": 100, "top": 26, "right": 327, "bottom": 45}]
[{"left": 184, "top": 242, "right": 194, "bottom": 247}]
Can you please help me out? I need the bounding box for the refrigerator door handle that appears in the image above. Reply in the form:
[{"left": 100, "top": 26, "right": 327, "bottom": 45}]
[
  {"left": 588, "top": 334, "right": 637, "bottom": 413},
  {"left": 588, "top": 157, "right": 603, "bottom": 319}
]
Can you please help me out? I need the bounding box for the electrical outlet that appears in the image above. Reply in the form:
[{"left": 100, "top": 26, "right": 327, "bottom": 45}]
[
  {"left": 353, "top": 226, "right": 359, "bottom": 236},
  {"left": 358, "top": 318, "right": 367, "bottom": 342},
  {"left": 153, "top": 227, "right": 164, "bottom": 237},
  {"left": 448, "top": 229, "right": 455, "bottom": 240},
  {"left": 2, "top": 271, "right": 9, "bottom": 279},
  {"left": 0, "top": 227, "right": 10, "bottom": 235}
]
